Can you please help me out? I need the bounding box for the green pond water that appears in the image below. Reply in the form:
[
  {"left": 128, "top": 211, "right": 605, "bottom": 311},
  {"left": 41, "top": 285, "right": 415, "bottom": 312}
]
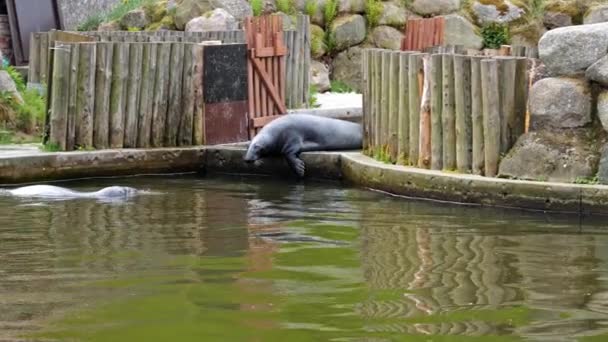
[{"left": 1, "top": 174, "right": 608, "bottom": 341}]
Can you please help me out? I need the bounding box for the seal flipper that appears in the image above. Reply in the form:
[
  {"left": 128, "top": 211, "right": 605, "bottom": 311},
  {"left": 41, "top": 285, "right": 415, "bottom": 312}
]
[{"left": 286, "top": 154, "right": 305, "bottom": 178}]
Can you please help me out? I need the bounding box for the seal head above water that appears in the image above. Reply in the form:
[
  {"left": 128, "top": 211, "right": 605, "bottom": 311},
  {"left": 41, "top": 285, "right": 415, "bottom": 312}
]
[{"left": 244, "top": 114, "right": 362, "bottom": 177}]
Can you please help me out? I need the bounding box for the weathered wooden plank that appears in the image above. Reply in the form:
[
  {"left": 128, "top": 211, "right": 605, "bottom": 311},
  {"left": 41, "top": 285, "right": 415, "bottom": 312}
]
[
  {"left": 388, "top": 51, "right": 400, "bottom": 162},
  {"left": 408, "top": 53, "right": 422, "bottom": 165},
  {"left": 75, "top": 43, "right": 96, "bottom": 149},
  {"left": 381, "top": 50, "right": 391, "bottom": 154},
  {"left": 93, "top": 42, "right": 113, "bottom": 149},
  {"left": 165, "top": 43, "right": 185, "bottom": 146},
  {"left": 430, "top": 53, "right": 442, "bottom": 170},
  {"left": 512, "top": 57, "right": 528, "bottom": 144},
  {"left": 124, "top": 43, "right": 143, "bottom": 148},
  {"left": 66, "top": 44, "right": 79, "bottom": 151},
  {"left": 373, "top": 49, "right": 382, "bottom": 151},
  {"left": 481, "top": 59, "right": 501, "bottom": 177},
  {"left": 497, "top": 56, "right": 517, "bottom": 154},
  {"left": 151, "top": 43, "right": 172, "bottom": 147},
  {"left": 418, "top": 54, "right": 432, "bottom": 169},
  {"left": 471, "top": 56, "right": 485, "bottom": 175},
  {"left": 397, "top": 52, "right": 410, "bottom": 164},
  {"left": 109, "top": 43, "right": 130, "bottom": 149},
  {"left": 48, "top": 43, "right": 71, "bottom": 150},
  {"left": 137, "top": 43, "right": 157, "bottom": 148},
  {"left": 179, "top": 43, "right": 196, "bottom": 146},
  {"left": 40, "top": 33, "right": 50, "bottom": 84},
  {"left": 28, "top": 33, "right": 41, "bottom": 84},
  {"left": 193, "top": 44, "right": 205, "bottom": 145},
  {"left": 441, "top": 53, "right": 456, "bottom": 170},
  {"left": 454, "top": 54, "right": 472, "bottom": 173}
]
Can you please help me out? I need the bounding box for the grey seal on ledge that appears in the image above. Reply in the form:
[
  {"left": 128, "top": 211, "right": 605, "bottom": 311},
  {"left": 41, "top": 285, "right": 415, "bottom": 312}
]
[
  {"left": 244, "top": 114, "right": 362, "bottom": 177},
  {"left": 2, "top": 185, "right": 139, "bottom": 199}
]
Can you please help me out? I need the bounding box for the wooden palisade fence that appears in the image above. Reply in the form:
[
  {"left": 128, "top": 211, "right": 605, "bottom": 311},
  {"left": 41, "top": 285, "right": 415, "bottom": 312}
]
[{"left": 362, "top": 49, "right": 528, "bottom": 177}]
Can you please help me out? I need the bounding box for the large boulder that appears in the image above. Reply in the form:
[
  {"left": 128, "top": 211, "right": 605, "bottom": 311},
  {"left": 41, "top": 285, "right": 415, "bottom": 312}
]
[
  {"left": 529, "top": 77, "right": 592, "bottom": 130},
  {"left": 498, "top": 130, "right": 600, "bottom": 183},
  {"left": 174, "top": 0, "right": 251, "bottom": 30},
  {"left": 443, "top": 14, "right": 483, "bottom": 50},
  {"left": 378, "top": 1, "right": 419, "bottom": 28},
  {"left": 120, "top": 9, "right": 149, "bottom": 30},
  {"left": 331, "top": 46, "right": 363, "bottom": 93},
  {"left": 295, "top": 0, "right": 327, "bottom": 27},
  {"left": 543, "top": 11, "right": 573, "bottom": 30},
  {"left": 539, "top": 22, "right": 608, "bottom": 76},
  {"left": 185, "top": 9, "right": 238, "bottom": 32},
  {"left": 339, "top": 0, "right": 365, "bottom": 13},
  {"left": 0, "top": 71, "right": 22, "bottom": 103},
  {"left": 471, "top": 0, "right": 524, "bottom": 24},
  {"left": 584, "top": 5, "right": 608, "bottom": 24},
  {"left": 330, "top": 14, "right": 366, "bottom": 52},
  {"left": 311, "top": 25, "right": 327, "bottom": 59},
  {"left": 597, "top": 91, "right": 608, "bottom": 132},
  {"left": 597, "top": 144, "right": 608, "bottom": 184},
  {"left": 411, "top": 0, "right": 460, "bottom": 16},
  {"left": 370, "top": 25, "right": 403, "bottom": 50},
  {"left": 97, "top": 21, "right": 120, "bottom": 31},
  {"left": 311, "top": 60, "right": 330, "bottom": 93},
  {"left": 585, "top": 55, "right": 608, "bottom": 87}
]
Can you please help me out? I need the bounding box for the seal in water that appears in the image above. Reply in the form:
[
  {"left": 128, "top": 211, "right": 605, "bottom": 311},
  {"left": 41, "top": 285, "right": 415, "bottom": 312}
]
[
  {"left": 243, "top": 114, "right": 362, "bottom": 177},
  {"left": 3, "top": 185, "right": 139, "bottom": 199}
]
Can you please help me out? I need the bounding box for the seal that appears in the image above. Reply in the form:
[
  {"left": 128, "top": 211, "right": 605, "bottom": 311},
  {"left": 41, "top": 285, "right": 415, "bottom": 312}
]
[
  {"left": 244, "top": 114, "right": 362, "bottom": 177},
  {"left": 2, "top": 185, "right": 139, "bottom": 199}
]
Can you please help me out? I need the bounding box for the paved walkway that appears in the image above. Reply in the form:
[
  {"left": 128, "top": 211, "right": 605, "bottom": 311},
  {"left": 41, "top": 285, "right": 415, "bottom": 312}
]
[{"left": 0, "top": 144, "right": 44, "bottom": 159}]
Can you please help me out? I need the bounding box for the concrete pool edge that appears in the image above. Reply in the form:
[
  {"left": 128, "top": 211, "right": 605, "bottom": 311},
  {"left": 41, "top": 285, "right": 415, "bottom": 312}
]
[{"left": 0, "top": 145, "right": 606, "bottom": 213}]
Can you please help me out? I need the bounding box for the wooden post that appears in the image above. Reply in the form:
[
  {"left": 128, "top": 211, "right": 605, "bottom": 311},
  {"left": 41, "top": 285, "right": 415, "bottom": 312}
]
[
  {"left": 109, "top": 42, "right": 130, "bottom": 149},
  {"left": 481, "top": 59, "right": 501, "bottom": 177},
  {"left": 381, "top": 50, "right": 391, "bottom": 155},
  {"left": 40, "top": 33, "right": 49, "bottom": 84},
  {"left": 66, "top": 44, "right": 79, "bottom": 151},
  {"left": 408, "top": 53, "right": 422, "bottom": 165},
  {"left": 512, "top": 57, "right": 528, "bottom": 144},
  {"left": 398, "top": 52, "right": 410, "bottom": 164},
  {"left": 165, "top": 43, "right": 185, "bottom": 146},
  {"left": 193, "top": 44, "right": 205, "bottom": 145},
  {"left": 418, "top": 54, "right": 432, "bottom": 169},
  {"left": 28, "top": 33, "right": 41, "bottom": 84},
  {"left": 430, "top": 53, "right": 442, "bottom": 170},
  {"left": 454, "top": 54, "right": 472, "bottom": 173},
  {"left": 471, "top": 56, "right": 485, "bottom": 175},
  {"left": 48, "top": 43, "right": 71, "bottom": 150},
  {"left": 137, "top": 43, "right": 158, "bottom": 148},
  {"left": 362, "top": 49, "right": 369, "bottom": 151},
  {"left": 497, "top": 57, "right": 516, "bottom": 154},
  {"left": 124, "top": 43, "right": 143, "bottom": 148},
  {"left": 75, "top": 43, "right": 96, "bottom": 149},
  {"left": 441, "top": 53, "right": 455, "bottom": 170},
  {"left": 388, "top": 51, "right": 400, "bottom": 162},
  {"left": 93, "top": 42, "right": 113, "bottom": 149},
  {"left": 179, "top": 43, "right": 196, "bottom": 146},
  {"left": 151, "top": 43, "right": 172, "bottom": 147},
  {"left": 373, "top": 49, "right": 382, "bottom": 152}
]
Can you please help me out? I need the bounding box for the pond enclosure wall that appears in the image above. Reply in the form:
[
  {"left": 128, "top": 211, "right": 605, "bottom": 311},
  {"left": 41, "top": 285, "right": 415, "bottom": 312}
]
[
  {"left": 362, "top": 49, "right": 529, "bottom": 177},
  {"left": 31, "top": 15, "right": 311, "bottom": 151}
]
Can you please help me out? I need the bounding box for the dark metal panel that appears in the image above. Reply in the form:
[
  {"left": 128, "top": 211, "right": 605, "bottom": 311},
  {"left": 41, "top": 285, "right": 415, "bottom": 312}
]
[
  {"left": 6, "top": 0, "right": 61, "bottom": 65},
  {"left": 204, "top": 101, "right": 249, "bottom": 145},
  {"left": 203, "top": 44, "right": 248, "bottom": 104}
]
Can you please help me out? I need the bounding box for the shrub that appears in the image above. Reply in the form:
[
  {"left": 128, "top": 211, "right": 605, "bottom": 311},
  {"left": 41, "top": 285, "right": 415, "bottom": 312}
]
[
  {"left": 481, "top": 22, "right": 510, "bottom": 49},
  {"left": 251, "top": 0, "right": 264, "bottom": 16},
  {"left": 311, "top": 25, "right": 327, "bottom": 58},
  {"left": 330, "top": 80, "right": 353, "bottom": 93},
  {"left": 305, "top": 0, "right": 318, "bottom": 18},
  {"left": 365, "top": 0, "right": 383, "bottom": 28},
  {"left": 276, "top": 0, "right": 296, "bottom": 14}
]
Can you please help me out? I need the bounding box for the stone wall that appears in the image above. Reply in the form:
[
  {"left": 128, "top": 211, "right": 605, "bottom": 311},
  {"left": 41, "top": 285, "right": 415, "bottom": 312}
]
[{"left": 57, "top": 0, "right": 121, "bottom": 30}]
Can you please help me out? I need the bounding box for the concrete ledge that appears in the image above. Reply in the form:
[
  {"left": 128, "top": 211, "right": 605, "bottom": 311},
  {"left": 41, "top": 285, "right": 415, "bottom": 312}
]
[{"left": 0, "top": 148, "right": 206, "bottom": 184}]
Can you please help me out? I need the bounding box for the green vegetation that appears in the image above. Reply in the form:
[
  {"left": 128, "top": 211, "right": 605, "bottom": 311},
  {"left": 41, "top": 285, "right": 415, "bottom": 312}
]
[
  {"left": 251, "top": 0, "right": 264, "bottom": 16},
  {"left": 77, "top": 0, "right": 154, "bottom": 31},
  {"left": 325, "top": 30, "right": 337, "bottom": 55},
  {"left": 574, "top": 176, "right": 599, "bottom": 185},
  {"left": 276, "top": 0, "right": 296, "bottom": 15},
  {"left": 481, "top": 22, "right": 510, "bottom": 49},
  {"left": 365, "top": 0, "right": 383, "bottom": 28},
  {"left": 304, "top": 0, "right": 318, "bottom": 18},
  {"left": 330, "top": 80, "right": 353, "bottom": 93},
  {"left": 310, "top": 25, "right": 327, "bottom": 58},
  {"left": 308, "top": 85, "right": 321, "bottom": 108},
  {"left": 324, "top": 0, "right": 339, "bottom": 26}
]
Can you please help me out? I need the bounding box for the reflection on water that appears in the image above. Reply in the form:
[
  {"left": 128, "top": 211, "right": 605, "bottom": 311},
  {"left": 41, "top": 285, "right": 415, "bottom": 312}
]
[{"left": 0, "top": 175, "right": 607, "bottom": 341}]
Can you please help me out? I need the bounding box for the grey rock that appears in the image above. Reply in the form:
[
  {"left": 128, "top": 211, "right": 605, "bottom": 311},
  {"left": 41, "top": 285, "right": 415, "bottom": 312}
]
[
  {"left": 597, "top": 144, "right": 608, "bottom": 184},
  {"left": 499, "top": 130, "right": 600, "bottom": 183},
  {"left": 539, "top": 22, "right": 608, "bottom": 76},
  {"left": 311, "top": 60, "right": 330, "bottom": 93},
  {"left": 330, "top": 14, "right": 366, "bottom": 52},
  {"left": 378, "top": 1, "right": 420, "bottom": 28},
  {"left": 311, "top": 25, "right": 327, "bottom": 59},
  {"left": 97, "top": 21, "right": 120, "bottom": 31},
  {"left": 120, "top": 9, "right": 149, "bottom": 30},
  {"left": 295, "top": 0, "right": 327, "bottom": 27},
  {"left": 443, "top": 14, "right": 483, "bottom": 50},
  {"left": 174, "top": 0, "right": 251, "bottom": 30},
  {"left": 471, "top": 0, "right": 524, "bottom": 24},
  {"left": 370, "top": 25, "right": 403, "bottom": 50},
  {"left": 585, "top": 54, "right": 608, "bottom": 86},
  {"left": 331, "top": 46, "right": 363, "bottom": 93},
  {"left": 584, "top": 5, "right": 608, "bottom": 24},
  {"left": 411, "top": 0, "right": 460, "bottom": 15},
  {"left": 544, "top": 11, "right": 573, "bottom": 29},
  {"left": 339, "top": 0, "right": 365, "bottom": 13},
  {"left": 0, "top": 71, "right": 22, "bottom": 103},
  {"left": 185, "top": 9, "right": 238, "bottom": 32},
  {"left": 596, "top": 91, "right": 608, "bottom": 132},
  {"left": 529, "top": 77, "right": 592, "bottom": 130}
]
